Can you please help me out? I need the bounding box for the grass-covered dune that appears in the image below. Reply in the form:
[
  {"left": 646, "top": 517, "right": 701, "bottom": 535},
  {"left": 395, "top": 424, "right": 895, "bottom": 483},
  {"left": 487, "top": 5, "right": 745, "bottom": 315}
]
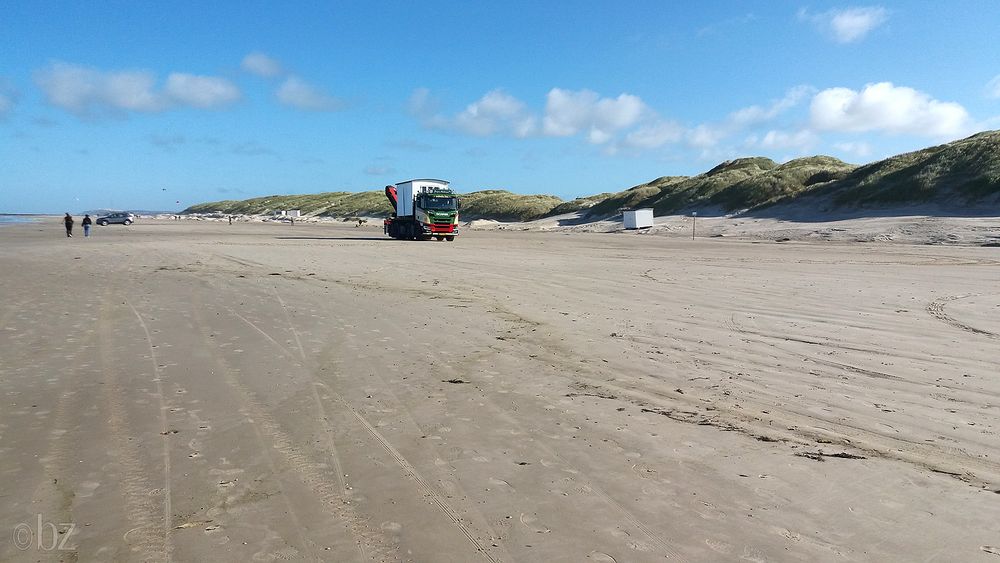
[
  {"left": 183, "top": 191, "right": 393, "bottom": 217},
  {"left": 776, "top": 130, "right": 1000, "bottom": 210},
  {"left": 455, "top": 191, "right": 564, "bottom": 221},
  {"left": 184, "top": 189, "right": 564, "bottom": 221},
  {"left": 183, "top": 130, "right": 1000, "bottom": 221}
]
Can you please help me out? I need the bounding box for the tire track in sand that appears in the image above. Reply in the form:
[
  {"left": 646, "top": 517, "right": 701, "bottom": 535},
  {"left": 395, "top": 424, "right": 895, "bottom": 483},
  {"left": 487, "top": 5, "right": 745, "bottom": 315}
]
[
  {"left": 271, "top": 288, "right": 352, "bottom": 502},
  {"left": 328, "top": 384, "right": 502, "bottom": 563},
  {"left": 187, "top": 302, "right": 362, "bottom": 562},
  {"left": 231, "top": 297, "right": 502, "bottom": 563},
  {"left": 196, "top": 303, "right": 394, "bottom": 561},
  {"left": 927, "top": 294, "right": 999, "bottom": 340},
  {"left": 97, "top": 294, "right": 172, "bottom": 561},
  {"left": 125, "top": 299, "right": 175, "bottom": 562},
  {"left": 31, "top": 315, "right": 99, "bottom": 563},
  {"left": 322, "top": 305, "right": 675, "bottom": 561}
]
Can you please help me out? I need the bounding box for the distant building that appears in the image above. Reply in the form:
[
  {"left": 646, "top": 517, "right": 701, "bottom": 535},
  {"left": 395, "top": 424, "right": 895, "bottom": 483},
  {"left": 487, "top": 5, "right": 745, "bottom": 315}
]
[{"left": 623, "top": 209, "right": 654, "bottom": 229}]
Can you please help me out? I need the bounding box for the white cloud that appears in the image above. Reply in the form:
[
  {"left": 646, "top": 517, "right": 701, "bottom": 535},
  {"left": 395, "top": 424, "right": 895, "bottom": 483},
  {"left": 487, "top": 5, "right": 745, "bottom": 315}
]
[
  {"left": 276, "top": 76, "right": 343, "bottom": 111},
  {"left": 751, "top": 129, "right": 819, "bottom": 152},
  {"left": 149, "top": 134, "right": 187, "bottom": 151},
  {"left": 686, "top": 86, "right": 812, "bottom": 149},
  {"left": 407, "top": 87, "right": 437, "bottom": 116},
  {"left": 35, "top": 63, "right": 163, "bottom": 114},
  {"left": 986, "top": 75, "right": 1000, "bottom": 99},
  {"left": 604, "top": 120, "right": 683, "bottom": 154},
  {"left": 412, "top": 87, "right": 658, "bottom": 145},
  {"left": 728, "top": 85, "right": 813, "bottom": 126},
  {"left": 364, "top": 164, "right": 396, "bottom": 176},
  {"left": 454, "top": 89, "right": 537, "bottom": 137},
  {"left": 0, "top": 79, "right": 16, "bottom": 117},
  {"left": 833, "top": 141, "right": 873, "bottom": 158},
  {"left": 230, "top": 141, "right": 275, "bottom": 156},
  {"left": 624, "top": 121, "right": 684, "bottom": 149},
  {"left": 810, "top": 82, "right": 971, "bottom": 137},
  {"left": 800, "top": 6, "right": 889, "bottom": 43},
  {"left": 34, "top": 62, "right": 240, "bottom": 116},
  {"left": 687, "top": 123, "right": 728, "bottom": 149},
  {"left": 164, "top": 73, "right": 240, "bottom": 108},
  {"left": 543, "top": 88, "right": 647, "bottom": 143},
  {"left": 241, "top": 52, "right": 283, "bottom": 77}
]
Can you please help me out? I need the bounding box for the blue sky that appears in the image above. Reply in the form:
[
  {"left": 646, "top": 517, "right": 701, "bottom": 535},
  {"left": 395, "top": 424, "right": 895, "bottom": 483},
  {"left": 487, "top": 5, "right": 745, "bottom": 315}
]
[{"left": 2, "top": 1, "right": 999, "bottom": 213}]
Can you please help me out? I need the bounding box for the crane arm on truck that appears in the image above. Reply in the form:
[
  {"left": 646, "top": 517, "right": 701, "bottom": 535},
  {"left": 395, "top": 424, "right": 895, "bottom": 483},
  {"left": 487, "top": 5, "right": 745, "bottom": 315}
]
[{"left": 384, "top": 185, "right": 398, "bottom": 212}]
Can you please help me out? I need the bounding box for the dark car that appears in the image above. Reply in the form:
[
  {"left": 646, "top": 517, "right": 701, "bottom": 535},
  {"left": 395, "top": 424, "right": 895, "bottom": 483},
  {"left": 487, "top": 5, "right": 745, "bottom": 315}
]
[{"left": 96, "top": 212, "right": 136, "bottom": 226}]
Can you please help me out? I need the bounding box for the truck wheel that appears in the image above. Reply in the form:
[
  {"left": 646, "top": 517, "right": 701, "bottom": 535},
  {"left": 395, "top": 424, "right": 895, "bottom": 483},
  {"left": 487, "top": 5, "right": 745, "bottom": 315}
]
[
  {"left": 445, "top": 236, "right": 455, "bottom": 242},
  {"left": 98, "top": 220, "right": 108, "bottom": 226},
  {"left": 123, "top": 219, "right": 132, "bottom": 225},
  {"left": 435, "top": 236, "right": 444, "bottom": 241}
]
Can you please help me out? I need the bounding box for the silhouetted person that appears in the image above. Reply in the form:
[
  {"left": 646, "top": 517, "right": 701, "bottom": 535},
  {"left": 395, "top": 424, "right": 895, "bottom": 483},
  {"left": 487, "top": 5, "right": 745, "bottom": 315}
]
[
  {"left": 82, "top": 214, "right": 92, "bottom": 237},
  {"left": 64, "top": 213, "right": 74, "bottom": 237}
]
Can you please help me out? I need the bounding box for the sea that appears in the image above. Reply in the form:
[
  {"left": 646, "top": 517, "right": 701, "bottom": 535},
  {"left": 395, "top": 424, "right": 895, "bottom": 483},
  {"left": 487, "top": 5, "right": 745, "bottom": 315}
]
[{"left": 0, "top": 214, "right": 42, "bottom": 225}]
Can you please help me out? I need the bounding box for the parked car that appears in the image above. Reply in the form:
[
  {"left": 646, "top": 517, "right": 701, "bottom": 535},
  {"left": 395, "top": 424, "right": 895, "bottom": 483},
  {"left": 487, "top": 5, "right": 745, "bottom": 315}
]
[{"left": 96, "top": 212, "right": 136, "bottom": 226}]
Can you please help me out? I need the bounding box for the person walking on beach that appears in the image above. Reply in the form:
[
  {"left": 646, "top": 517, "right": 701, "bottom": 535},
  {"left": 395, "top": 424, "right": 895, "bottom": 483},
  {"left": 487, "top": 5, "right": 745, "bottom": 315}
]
[
  {"left": 82, "top": 214, "right": 92, "bottom": 237},
  {"left": 64, "top": 213, "right": 74, "bottom": 237}
]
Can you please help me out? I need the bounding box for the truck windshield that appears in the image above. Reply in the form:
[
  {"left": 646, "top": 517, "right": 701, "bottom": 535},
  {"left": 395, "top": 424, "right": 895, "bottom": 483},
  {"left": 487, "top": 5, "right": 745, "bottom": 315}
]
[{"left": 421, "top": 196, "right": 457, "bottom": 210}]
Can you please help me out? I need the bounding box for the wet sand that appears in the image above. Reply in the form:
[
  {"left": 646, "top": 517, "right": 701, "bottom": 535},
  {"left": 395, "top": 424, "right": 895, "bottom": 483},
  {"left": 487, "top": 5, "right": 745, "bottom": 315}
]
[{"left": 1, "top": 219, "right": 998, "bottom": 562}]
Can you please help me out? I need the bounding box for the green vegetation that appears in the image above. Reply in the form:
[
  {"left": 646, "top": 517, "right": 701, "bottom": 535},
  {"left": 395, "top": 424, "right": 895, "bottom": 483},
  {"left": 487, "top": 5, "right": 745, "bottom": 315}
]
[
  {"left": 457, "top": 190, "right": 563, "bottom": 221},
  {"left": 545, "top": 192, "right": 615, "bottom": 216},
  {"left": 820, "top": 131, "right": 1000, "bottom": 207},
  {"left": 646, "top": 158, "right": 779, "bottom": 214},
  {"left": 184, "top": 191, "right": 393, "bottom": 216},
  {"left": 582, "top": 176, "right": 687, "bottom": 218},
  {"left": 710, "top": 156, "right": 855, "bottom": 210},
  {"left": 183, "top": 130, "right": 1000, "bottom": 221}
]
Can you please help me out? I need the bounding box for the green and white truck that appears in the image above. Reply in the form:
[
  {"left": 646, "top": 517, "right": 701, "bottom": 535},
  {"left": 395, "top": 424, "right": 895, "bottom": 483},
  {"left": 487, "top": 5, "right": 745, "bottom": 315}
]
[{"left": 383, "top": 179, "right": 460, "bottom": 241}]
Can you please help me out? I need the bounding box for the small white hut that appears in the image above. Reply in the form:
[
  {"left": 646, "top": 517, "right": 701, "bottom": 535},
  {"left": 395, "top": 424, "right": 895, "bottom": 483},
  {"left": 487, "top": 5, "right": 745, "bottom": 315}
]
[{"left": 623, "top": 208, "right": 654, "bottom": 229}]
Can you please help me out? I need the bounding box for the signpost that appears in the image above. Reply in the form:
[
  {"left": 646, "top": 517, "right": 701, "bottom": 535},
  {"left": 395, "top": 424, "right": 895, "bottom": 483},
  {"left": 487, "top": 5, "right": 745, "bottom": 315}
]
[{"left": 691, "top": 211, "right": 697, "bottom": 240}]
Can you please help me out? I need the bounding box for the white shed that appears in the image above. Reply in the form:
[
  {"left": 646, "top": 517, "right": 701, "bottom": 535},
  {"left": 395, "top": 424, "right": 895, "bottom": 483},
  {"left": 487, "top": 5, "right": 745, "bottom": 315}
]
[
  {"left": 623, "top": 208, "right": 654, "bottom": 229},
  {"left": 286, "top": 210, "right": 302, "bottom": 218}
]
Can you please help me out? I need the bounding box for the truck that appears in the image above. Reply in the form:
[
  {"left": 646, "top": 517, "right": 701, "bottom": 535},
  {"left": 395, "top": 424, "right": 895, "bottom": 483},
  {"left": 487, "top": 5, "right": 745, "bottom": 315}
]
[{"left": 383, "top": 179, "right": 460, "bottom": 241}]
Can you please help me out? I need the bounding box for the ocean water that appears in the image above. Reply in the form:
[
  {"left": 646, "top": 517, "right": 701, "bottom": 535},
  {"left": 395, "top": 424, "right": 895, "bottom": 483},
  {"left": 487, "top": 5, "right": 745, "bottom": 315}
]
[{"left": 0, "top": 215, "right": 41, "bottom": 225}]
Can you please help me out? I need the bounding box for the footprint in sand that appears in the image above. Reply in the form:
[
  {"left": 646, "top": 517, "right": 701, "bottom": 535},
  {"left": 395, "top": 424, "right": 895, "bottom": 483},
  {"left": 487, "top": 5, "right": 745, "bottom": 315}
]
[
  {"left": 488, "top": 477, "right": 516, "bottom": 492},
  {"left": 705, "top": 538, "right": 734, "bottom": 554},
  {"left": 519, "top": 513, "right": 551, "bottom": 534},
  {"left": 77, "top": 480, "right": 101, "bottom": 498},
  {"left": 608, "top": 528, "right": 652, "bottom": 552},
  {"left": 588, "top": 551, "right": 618, "bottom": 562},
  {"left": 631, "top": 463, "right": 658, "bottom": 480},
  {"left": 696, "top": 501, "right": 727, "bottom": 521},
  {"left": 741, "top": 545, "right": 770, "bottom": 562}
]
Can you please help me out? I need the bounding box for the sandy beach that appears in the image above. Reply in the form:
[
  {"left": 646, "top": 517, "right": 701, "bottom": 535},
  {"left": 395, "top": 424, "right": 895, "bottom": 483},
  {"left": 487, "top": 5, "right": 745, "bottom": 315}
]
[{"left": 1, "top": 219, "right": 998, "bottom": 562}]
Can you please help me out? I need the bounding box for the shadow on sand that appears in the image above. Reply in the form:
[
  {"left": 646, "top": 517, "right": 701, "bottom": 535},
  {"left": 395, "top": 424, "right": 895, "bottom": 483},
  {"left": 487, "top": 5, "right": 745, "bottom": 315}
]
[
  {"left": 744, "top": 203, "right": 1000, "bottom": 222},
  {"left": 275, "top": 236, "right": 390, "bottom": 241}
]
